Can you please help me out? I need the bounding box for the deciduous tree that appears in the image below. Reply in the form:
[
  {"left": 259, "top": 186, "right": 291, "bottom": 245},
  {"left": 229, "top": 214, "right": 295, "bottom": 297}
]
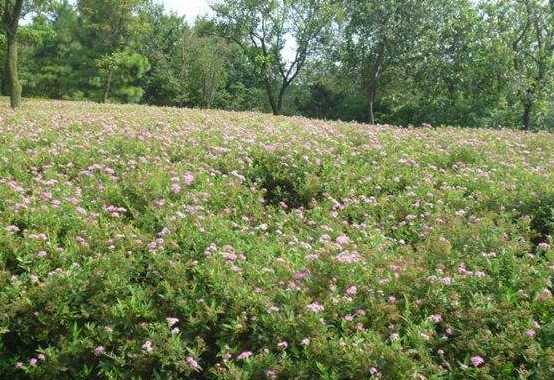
[
  {"left": 213, "top": 0, "right": 336, "bottom": 115},
  {"left": 490, "top": 0, "right": 554, "bottom": 130},
  {"left": 1, "top": 0, "right": 25, "bottom": 108}
]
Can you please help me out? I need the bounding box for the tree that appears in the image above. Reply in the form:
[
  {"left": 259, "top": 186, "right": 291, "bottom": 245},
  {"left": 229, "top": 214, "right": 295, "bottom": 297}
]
[
  {"left": 2, "top": 0, "right": 553, "bottom": 130},
  {"left": 493, "top": 0, "right": 554, "bottom": 130},
  {"left": 213, "top": 0, "right": 335, "bottom": 115},
  {"left": 183, "top": 33, "right": 228, "bottom": 108},
  {"left": 1, "top": 0, "right": 25, "bottom": 108},
  {"left": 77, "top": 0, "right": 147, "bottom": 102},
  {"left": 21, "top": 0, "right": 82, "bottom": 100},
  {"left": 136, "top": 3, "right": 190, "bottom": 106},
  {"left": 399, "top": 0, "right": 513, "bottom": 128},
  {"left": 340, "top": 0, "right": 435, "bottom": 124},
  {"left": 96, "top": 49, "right": 150, "bottom": 103}
]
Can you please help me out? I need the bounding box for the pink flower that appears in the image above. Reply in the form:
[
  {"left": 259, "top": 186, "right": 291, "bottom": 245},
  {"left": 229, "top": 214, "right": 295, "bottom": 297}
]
[
  {"left": 147, "top": 241, "right": 158, "bottom": 252},
  {"left": 335, "top": 234, "right": 350, "bottom": 245},
  {"left": 335, "top": 251, "right": 361, "bottom": 264},
  {"left": 237, "top": 351, "right": 253, "bottom": 360},
  {"left": 526, "top": 329, "right": 536, "bottom": 337},
  {"left": 94, "top": 346, "right": 105, "bottom": 356},
  {"left": 277, "top": 341, "right": 288, "bottom": 350},
  {"left": 345, "top": 285, "right": 357, "bottom": 296},
  {"left": 369, "top": 367, "right": 380, "bottom": 375},
  {"left": 170, "top": 183, "right": 181, "bottom": 194},
  {"left": 166, "top": 317, "right": 179, "bottom": 327},
  {"left": 29, "top": 358, "right": 38, "bottom": 367},
  {"left": 429, "top": 314, "right": 442, "bottom": 323},
  {"left": 306, "top": 253, "right": 320, "bottom": 261},
  {"left": 183, "top": 173, "right": 194, "bottom": 186},
  {"left": 293, "top": 270, "right": 310, "bottom": 281},
  {"left": 306, "top": 302, "right": 324, "bottom": 313},
  {"left": 537, "top": 288, "right": 552, "bottom": 302},
  {"left": 221, "top": 251, "right": 238, "bottom": 262},
  {"left": 186, "top": 356, "right": 201, "bottom": 371},
  {"left": 470, "top": 355, "right": 485, "bottom": 367}
]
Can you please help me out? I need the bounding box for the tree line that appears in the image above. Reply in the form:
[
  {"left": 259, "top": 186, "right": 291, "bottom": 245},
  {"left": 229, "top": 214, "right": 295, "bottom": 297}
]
[{"left": 1, "top": 0, "right": 553, "bottom": 130}]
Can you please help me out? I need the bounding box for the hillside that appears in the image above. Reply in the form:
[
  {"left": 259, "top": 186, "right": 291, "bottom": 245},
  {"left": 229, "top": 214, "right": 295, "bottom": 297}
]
[{"left": 1, "top": 99, "right": 553, "bottom": 379}]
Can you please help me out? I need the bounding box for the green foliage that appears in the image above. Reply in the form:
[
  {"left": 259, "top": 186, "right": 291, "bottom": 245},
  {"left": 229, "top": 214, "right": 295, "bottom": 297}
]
[
  {"left": 213, "top": 0, "right": 338, "bottom": 115},
  {"left": 182, "top": 35, "right": 228, "bottom": 108},
  {"left": 2, "top": 0, "right": 554, "bottom": 129},
  {"left": 0, "top": 99, "right": 553, "bottom": 378},
  {"left": 247, "top": 149, "right": 324, "bottom": 208},
  {"left": 95, "top": 50, "right": 150, "bottom": 103}
]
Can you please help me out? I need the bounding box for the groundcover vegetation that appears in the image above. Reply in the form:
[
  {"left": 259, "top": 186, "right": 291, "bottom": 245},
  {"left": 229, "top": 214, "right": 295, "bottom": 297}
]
[{"left": 0, "top": 99, "right": 553, "bottom": 379}]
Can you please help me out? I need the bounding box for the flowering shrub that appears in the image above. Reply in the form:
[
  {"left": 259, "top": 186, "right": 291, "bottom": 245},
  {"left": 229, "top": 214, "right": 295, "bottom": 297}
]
[{"left": 0, "top": 99, "right": 553, "bottom": 379}]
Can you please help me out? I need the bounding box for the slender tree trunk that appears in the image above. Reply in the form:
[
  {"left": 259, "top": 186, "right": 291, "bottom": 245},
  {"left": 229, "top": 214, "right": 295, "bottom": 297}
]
[
  {"left": 263, "top": 78, "right": 279, "bottom": 115},
  {"left": 276, "top": 95, "right": 284, "bottom": 115},
  {"left": 522, "top": 97, "right": 533, "bottom": 131},
  {"left": 366, "top": 41, "right": 386, "bottom": 124},
  {"left": 6, "top": 31, "right": 21, "bottom": 109},
  {"left": 522, "top": 105, "right": 531, "bottom": 131},
  {"left": 276, "top": 82, "right": 289, "bottom": 116},
  {"left": 102, "top": 68, "right": 113, "bottom": 103},
  {"left": 368, "top": 86, "right": 376, "bottom": 125}
]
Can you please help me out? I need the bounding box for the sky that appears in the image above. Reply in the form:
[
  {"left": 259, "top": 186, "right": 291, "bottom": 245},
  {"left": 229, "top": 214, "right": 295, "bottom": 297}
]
[{"left": 161, "top": 0, "right": 213, "bottom": 22}]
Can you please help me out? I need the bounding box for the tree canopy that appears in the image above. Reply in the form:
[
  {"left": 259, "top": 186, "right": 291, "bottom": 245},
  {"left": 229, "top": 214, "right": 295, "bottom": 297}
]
[{"left": 0, "top": 0, "right": 553, "bottom": 130}]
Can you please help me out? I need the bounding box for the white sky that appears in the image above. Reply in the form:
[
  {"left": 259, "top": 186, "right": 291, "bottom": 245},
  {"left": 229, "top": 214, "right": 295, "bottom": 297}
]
[{"left": 161, "top": 0, "right": 213, "bottom": 22}]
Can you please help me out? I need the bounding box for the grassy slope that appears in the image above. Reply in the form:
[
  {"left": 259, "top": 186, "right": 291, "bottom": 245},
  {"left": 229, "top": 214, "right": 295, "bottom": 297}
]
[{"left": 1, "top": 98, "right": 553, "bottom": 379}]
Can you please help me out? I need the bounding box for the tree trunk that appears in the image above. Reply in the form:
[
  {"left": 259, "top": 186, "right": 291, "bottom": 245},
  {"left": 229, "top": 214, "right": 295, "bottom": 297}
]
[
  {"left": 2, "top": 55, "right": 9, "bottom": 96},
  {"left": 276, "top": 82, "right": 289, "bottom": 116},
  {"left": 276, "top": 94, "right": 284, "bottom": 115},
  {"left": 366, "top": 41, "right": 386, "bottom": 124},
  {"left": 102, "top": 68, "right": 113, "bottom": 103},
  {"left": 368, "top": 86, "right": 376, "bottom": 125},
  {"left": 7, "top": 31, "right": 22, "bottom": 109},
  {"left": 263, "top": 78, "right": 279, "bottom": 115},
  {"left": 522, "top": 99, "right": 532, "bottom": 131}
]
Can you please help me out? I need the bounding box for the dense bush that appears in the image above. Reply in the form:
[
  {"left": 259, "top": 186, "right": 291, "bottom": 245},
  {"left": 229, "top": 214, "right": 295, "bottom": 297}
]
[
  {"left": 247, "top": 149, "right": 324, "bottom": 209},
  {"left": 0, "top": 99, "right": 553, "bottom": 379}
]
